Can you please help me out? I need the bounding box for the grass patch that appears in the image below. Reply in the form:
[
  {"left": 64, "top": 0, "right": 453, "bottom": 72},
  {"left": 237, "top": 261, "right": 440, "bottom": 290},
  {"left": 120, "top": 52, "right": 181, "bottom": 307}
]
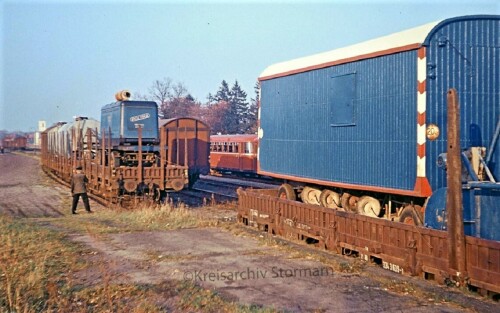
[
  {"left": 0, "top": 214, "right": 81, "bottom": 312},
  {"left": 45, "top": 201, "right": 217, "bottom": 235},
  {"left": 0, "top": 214, "right": 281, "bottom": 312},
  {"left": 176, "top": 280, "right": 281, "bottom": 313}
]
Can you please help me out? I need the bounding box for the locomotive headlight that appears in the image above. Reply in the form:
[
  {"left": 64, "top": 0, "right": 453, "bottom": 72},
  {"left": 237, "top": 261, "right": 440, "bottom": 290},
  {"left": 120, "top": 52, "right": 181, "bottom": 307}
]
[
  {"left": 437, "top": 153, "right": 447, "bottom": 169},
  {"left": 426, "top": 124, "right": 440, "bottom": 141}
]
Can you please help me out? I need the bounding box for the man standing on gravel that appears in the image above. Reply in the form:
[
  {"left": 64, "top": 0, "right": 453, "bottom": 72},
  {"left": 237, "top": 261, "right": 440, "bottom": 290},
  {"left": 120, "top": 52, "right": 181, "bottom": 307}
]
[{"left": 70, "top": 166, "right": 92, "bottom": 214}]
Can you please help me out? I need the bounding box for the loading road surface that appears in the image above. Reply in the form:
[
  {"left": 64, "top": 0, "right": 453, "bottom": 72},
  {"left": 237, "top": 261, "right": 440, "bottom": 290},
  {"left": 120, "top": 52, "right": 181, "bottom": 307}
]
[{"left": 0, "top": 152, "right": 498, "bottom": 312}]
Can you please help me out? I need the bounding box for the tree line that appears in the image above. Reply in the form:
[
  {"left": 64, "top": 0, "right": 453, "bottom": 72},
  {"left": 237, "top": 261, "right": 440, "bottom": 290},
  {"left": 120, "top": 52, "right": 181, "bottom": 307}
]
[{"left": 136, "top": 78, "right": 259, "bottom": 135}]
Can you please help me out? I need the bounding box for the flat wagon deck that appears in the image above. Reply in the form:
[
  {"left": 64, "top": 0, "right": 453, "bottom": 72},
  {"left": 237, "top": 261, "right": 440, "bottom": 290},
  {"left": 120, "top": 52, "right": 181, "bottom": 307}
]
[{"left": 237, "top": 188, "right": 500, "bottom": 296}]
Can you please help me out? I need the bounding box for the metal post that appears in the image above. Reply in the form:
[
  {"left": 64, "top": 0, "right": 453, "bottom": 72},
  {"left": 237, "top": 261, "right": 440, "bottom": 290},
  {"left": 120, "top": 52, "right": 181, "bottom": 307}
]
[
  {"left": 86, "top": 128, "right": 91, "bottom": 172},
  {"left": 137, "top": 126, "right": 143, "bottom": 185},
  {"left": 71, "top": 127, "right": 76, "bottom": 174},
  {"left": 101, "top": 129, "right": 106, "bottom": 192},
  {"left": 446, "top": 88, "right": 467, "bottom": 283},
  {"left": 184, "top": 127, "right": 188, "bottom": 167},
  {"left": 108, "top": 127, "right": 112, "bottom": 184},
  {"left": 176, "top": 121, "right": 180, "bottom": 165},
  {"left": 160, "top": 125, "right": 166, "bottom": 190}
]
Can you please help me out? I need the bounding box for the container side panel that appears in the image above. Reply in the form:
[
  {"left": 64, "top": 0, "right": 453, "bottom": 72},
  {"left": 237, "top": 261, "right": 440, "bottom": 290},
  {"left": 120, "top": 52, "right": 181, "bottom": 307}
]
[{"left": 260, "top": 51, "right": 418, "bottom": 191}]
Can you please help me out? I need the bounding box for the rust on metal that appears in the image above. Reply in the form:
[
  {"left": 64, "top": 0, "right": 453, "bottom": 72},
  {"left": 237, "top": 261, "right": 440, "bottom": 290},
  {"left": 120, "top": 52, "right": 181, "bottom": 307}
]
[
  {"left": 238, "top": 188, "right": 500, "bottom": 294},
  {"left": 41, "top": 117, "right": 210, "bottom": 206}
]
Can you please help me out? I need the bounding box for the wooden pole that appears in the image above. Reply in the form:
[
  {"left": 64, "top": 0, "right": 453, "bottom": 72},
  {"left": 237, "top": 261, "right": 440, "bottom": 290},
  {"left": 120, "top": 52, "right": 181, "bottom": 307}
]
[{"left": 446, "top": 88, "right": 467, "bottom": 283}]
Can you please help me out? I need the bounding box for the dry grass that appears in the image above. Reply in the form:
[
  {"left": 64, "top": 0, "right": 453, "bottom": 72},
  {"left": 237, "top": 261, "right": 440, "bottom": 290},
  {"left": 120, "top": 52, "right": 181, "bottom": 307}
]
[
  {"left": 45, "top": 201, "right": 217, "bottom": 235},
  {"left": 0, "top": 214, "right": 79, "bottom": 312},
  {"left": 176, "top": 280, "right": 281, "bottom": 313},
  {"left": 0, "top": 213, "right": 281, "bottom": 313},
  {"left": 0, "top": 198, "right": 283, "bottom": 313}
]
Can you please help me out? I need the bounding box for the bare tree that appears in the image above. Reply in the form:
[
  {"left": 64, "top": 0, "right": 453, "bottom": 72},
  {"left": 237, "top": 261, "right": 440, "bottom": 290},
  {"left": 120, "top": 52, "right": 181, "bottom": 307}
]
[{"left": 147, "top": 78, "right": 173, "bottom": 118}]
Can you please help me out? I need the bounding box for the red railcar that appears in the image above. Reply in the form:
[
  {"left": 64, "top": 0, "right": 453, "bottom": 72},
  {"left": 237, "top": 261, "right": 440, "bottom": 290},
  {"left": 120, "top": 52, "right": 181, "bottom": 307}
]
[{"left": 210, "top": 134, "right": 258, "bottom": 175}]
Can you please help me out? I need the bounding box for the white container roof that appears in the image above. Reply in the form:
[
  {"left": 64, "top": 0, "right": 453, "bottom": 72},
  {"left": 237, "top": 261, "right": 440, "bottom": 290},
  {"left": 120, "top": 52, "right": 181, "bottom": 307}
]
[{"left": 259, "top": 19, "right": 441, "bottom": 81}]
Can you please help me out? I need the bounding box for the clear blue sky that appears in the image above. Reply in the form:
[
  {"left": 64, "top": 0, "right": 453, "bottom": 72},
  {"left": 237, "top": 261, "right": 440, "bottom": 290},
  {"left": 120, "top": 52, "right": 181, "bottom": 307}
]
[{"left": 1, "top": 0, "right": 498, "bottom": 131}]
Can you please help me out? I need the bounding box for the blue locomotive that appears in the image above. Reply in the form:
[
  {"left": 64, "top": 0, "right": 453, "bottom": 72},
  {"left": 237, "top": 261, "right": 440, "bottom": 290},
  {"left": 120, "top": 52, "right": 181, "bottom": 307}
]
[
  {"left": 257, "top": 15, "right": 500, "bottom": 240},
  {"left": 101, "top": 90, "right": 160, "bottom": 166}
]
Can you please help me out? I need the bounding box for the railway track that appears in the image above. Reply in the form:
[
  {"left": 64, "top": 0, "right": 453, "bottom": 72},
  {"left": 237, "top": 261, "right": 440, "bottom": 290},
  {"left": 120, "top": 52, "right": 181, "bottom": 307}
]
[{"left": 200, "top": 174, "right": 280, "bottom": 189}]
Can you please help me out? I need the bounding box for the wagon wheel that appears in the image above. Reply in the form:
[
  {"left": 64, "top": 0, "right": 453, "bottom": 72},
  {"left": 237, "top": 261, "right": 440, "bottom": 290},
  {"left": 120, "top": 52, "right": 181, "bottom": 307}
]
[
  {"left": 301, "top": 186, "right": 321, "bottom": 205},
  {"left": 124, "top": 180, "right": 138, "bottom": 193},
  {"left": 171, "top": 179, "right": 185, "bottom": 192},
  {"left": 357, "top": 196, "right": 381, "bottom": 218},
  {"left": 398, "top": 205, "right": 423, "bottom": 226},
  {"left": 320, "top": 189, "right": 343, "bottom": 210},
  {"left": 278, "top": 184, "right": 296, "bottom": 201}
]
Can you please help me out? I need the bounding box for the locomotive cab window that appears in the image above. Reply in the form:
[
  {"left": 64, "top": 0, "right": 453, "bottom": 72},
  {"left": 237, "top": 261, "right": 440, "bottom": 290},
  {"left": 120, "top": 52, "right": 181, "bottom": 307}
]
[{"left": 329, "top": 73, "right": 356, "bottom": 127}]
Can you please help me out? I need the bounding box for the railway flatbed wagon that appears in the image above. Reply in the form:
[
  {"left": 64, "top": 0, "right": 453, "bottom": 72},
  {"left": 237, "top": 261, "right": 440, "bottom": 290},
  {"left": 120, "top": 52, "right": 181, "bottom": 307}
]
[
  {"left": 41, "top": 92, "right": 211, "bottom": 204},
  {"left": 237, "top": 187, "right": 500, "bottom": 296},
  {"left": 257, "top": 15, "right": 500, "bottom": 240}
]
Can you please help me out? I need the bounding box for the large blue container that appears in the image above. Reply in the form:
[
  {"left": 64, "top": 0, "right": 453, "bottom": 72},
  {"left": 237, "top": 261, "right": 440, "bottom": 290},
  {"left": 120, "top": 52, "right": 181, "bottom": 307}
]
[
  {"left": 258, "top": 15, "right": 500, "bottom": 199},
  {"left": 101, "top": 101, "right": 159, "bottom": 150}
]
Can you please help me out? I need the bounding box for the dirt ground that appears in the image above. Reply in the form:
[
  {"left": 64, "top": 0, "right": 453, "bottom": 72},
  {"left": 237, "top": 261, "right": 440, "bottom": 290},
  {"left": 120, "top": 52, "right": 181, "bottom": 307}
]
[{"left": 0, "top": 152, "right": 498, "bottom": 312}]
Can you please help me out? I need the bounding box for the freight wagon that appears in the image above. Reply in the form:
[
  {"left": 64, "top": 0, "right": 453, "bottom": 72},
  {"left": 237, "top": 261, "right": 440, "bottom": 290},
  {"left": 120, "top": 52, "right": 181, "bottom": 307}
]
[
  {"left": 257, "top": 15, "right": 500, "bottom": 241},
  {"left": 160, "top": 117, "right": 211, "bottom": 187},
  {"left": 1, "top": 134, "right": 28, "bottom": 151}
]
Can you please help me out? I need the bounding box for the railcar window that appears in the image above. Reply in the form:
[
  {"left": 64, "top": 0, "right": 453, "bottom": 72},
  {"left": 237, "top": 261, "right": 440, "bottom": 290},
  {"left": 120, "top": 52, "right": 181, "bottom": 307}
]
[
  {"left": 245, "top": 142, "right": 253, "bottom": 153},
  {"left": 330, "top": 73, "right": 356, "bottom": 126}
]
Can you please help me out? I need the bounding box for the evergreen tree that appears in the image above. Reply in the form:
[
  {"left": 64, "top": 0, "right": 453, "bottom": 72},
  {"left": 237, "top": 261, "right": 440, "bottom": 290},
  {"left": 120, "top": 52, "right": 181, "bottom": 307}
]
[
  {"left": 230, "top": 80, "right": 249, "bottom": 133},
  {"left": 208, "top": 80, "right": 231, "bottom": 104},
  {"left": 246, "top": 81, "right": 259, "bottom": 134},
  {"left": 206, "top": 80, "right": 255, "bottom": 134}
]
